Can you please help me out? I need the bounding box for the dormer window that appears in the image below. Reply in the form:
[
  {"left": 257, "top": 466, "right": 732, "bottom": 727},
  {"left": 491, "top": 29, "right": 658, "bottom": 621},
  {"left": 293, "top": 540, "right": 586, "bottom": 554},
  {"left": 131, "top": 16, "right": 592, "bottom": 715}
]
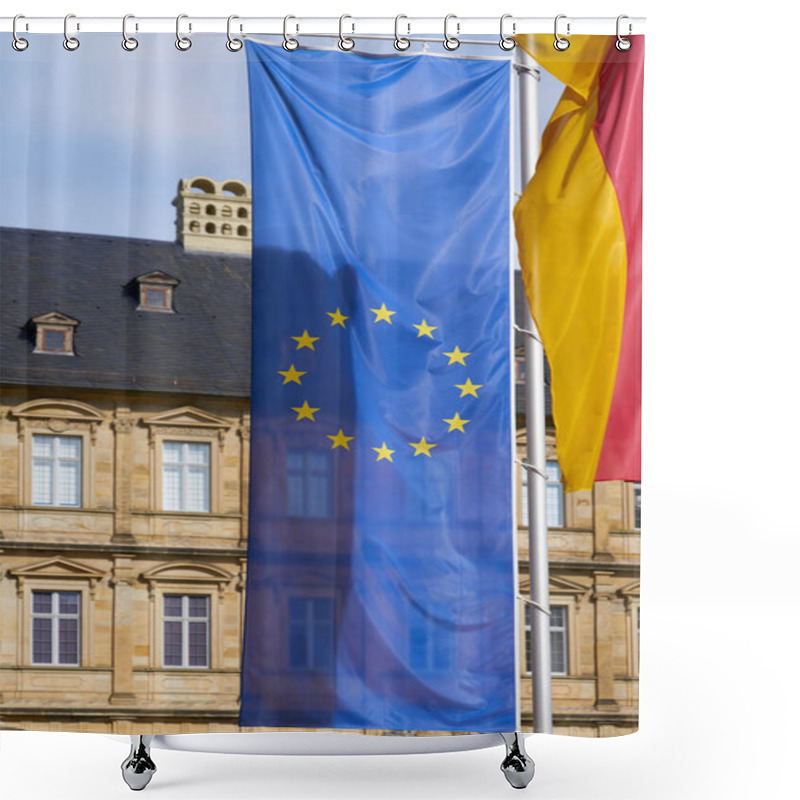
[
  {"left": 31, "top": 312, "right": 79, "bottom": 356},
  {"left": 143, "top": 288, "right": 168, "bottom": 309},
  {"left": 132, "top": 271, "right": 179, "bottom": 313}
]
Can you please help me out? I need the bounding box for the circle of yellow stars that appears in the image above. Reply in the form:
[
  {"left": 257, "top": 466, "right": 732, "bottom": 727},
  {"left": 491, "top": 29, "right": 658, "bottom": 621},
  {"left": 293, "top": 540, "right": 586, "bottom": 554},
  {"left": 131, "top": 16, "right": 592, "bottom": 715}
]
[{"left": 278, "top": 302, "right": 483, "bottom": 462}]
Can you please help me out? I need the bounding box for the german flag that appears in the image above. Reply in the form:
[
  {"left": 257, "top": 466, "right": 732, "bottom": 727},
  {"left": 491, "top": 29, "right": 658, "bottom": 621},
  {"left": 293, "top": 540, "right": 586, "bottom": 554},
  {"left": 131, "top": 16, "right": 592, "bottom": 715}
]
[{"left": 514, "top": 35, "right": 643, "bottom": 491}]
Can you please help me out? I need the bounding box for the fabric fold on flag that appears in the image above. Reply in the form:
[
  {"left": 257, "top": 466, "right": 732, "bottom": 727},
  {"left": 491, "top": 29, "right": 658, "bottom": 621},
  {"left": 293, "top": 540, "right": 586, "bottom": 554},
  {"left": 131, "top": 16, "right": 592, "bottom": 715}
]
[
  {"left": 514, "top": 35, "right": 643, "bottom": 491},
  {"left": 240, "top": 42, "right": 515, "bottom": 733}
]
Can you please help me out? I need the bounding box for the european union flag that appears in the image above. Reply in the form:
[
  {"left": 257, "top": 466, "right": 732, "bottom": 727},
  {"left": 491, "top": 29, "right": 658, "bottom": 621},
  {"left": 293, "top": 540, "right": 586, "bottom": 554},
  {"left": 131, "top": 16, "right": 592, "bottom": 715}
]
[{"left": 241, "top": 41, "right": 515, "bottom": 732}]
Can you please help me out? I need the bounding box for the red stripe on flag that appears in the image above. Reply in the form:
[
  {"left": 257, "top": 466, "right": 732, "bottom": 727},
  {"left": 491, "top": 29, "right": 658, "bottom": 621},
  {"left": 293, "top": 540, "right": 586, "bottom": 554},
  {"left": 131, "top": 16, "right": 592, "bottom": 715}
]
[{"left": 593, "top": 37, "right": 644, "bottom": 482}]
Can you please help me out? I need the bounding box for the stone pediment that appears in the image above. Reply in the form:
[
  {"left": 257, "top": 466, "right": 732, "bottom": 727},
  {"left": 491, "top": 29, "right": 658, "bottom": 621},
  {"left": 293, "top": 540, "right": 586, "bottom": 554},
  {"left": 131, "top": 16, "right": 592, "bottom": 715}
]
[
  {"left": 9, "top": 398, "right": 105, "bottom": 423},
  {"left": 31, "top": 311, "right": 80, "bottom": 327},
  {"left": 618, "top": 580, "right": 640, "bottom": 599},
  {"left": 140, "top": 563, "right": 234, "bottom": 586},
  {"left": 9, "top": 557, "right": 105, "bottom": 581},
  {"left": 133, "top": 270, "right": 179, "bottom": 287},
  {"left": 517, "top": 575, "right": 592, "bottom": 607},
  {"left": 143, "top": 407, "right": 229, "bottom": 429}
]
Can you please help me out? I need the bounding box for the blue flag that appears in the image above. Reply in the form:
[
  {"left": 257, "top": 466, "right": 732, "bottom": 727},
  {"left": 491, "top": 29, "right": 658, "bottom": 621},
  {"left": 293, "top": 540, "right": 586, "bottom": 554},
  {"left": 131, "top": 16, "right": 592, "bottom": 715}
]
[{"left": 241, "top": 41, "right": 514, "bottom": 732}]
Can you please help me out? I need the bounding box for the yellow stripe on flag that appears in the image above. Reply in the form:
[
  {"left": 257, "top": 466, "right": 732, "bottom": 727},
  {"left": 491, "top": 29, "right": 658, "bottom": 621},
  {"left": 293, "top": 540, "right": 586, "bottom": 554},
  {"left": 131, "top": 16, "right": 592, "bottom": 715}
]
[{"left": 514, "top": 35, "right": 627, "bottom": 492}]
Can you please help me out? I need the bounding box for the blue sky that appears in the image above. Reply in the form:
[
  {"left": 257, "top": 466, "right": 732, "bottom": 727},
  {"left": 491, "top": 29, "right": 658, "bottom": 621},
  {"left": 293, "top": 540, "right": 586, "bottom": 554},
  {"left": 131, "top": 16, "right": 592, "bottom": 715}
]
[{"left": 0, "top": 33, "right": 561, "bottom": 242}]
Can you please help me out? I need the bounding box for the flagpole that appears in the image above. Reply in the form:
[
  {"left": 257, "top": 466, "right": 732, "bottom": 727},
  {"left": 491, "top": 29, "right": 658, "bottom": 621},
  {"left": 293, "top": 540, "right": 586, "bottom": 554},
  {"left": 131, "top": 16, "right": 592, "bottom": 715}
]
[{"left": 515, "top": 44, "right": 553, "bottom": 735}]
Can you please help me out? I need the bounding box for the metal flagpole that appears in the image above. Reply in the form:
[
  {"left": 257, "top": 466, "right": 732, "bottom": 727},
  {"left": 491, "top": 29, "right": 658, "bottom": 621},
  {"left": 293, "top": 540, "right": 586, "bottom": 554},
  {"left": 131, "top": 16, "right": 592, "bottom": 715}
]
[{"left": 515, "top": 44, "right": 553, "bottom": 735}]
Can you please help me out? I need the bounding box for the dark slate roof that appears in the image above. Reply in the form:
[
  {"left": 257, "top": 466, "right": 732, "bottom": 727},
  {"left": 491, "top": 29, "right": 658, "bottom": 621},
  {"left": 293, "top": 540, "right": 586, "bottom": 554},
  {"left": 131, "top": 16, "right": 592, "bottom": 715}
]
[
  {"left": 0, "top": 228, "right": 251, "bottom": 397},
  {"left": 0, "top": 227, "right": 550, "bottom": 417}
]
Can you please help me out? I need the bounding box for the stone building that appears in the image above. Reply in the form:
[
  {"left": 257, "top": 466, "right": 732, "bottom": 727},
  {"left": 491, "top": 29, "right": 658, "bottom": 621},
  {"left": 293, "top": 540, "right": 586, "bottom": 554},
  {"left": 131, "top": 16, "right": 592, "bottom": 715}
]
[{"left": 0, "top": 177, "right": 639, "bottom": 736}]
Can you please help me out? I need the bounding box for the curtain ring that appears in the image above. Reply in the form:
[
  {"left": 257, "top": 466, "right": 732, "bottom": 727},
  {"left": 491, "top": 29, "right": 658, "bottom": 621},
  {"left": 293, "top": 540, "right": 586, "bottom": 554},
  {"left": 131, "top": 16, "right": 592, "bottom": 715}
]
[
  {"left": 443, "top": 14, "right": 460, "bottom": 51},
  {"left": 122, "top": 14, "right": 138, "bottom": 51},
  {"left": 175, "top": 14, "right": 192, "bottom": 51},
  {"left": 499, "top": 14, "right": 516, "bottom": 51},
  {"left": 12, "top": 15, "right": 29, "bottom": 51},
  {"left": 553, "top": 14, "right": 570, "bottom": 51},
  {"left": 283, "top": 15, "right": 299, "bottom": 51},
  {"left": 338, "top": 14, "right": 355, "bottom": 51},
  {"left": 226, "top": 15, "right": 243, "bottom": 51},
  {"left": 616, "top": 15, "right": 632, "bottom": 51},
  {"left": 394, "top": 14, "right": 410, "bottom": 51},
  {"left": 63, "top": 13, "right": 80, "bottom": 51}
]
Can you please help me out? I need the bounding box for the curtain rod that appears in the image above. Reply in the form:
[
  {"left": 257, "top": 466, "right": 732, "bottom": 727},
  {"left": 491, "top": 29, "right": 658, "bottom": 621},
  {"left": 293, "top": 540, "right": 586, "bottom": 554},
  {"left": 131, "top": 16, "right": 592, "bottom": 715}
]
[{"left": 1, "top": 16, "right": 646, "bottom": 37}]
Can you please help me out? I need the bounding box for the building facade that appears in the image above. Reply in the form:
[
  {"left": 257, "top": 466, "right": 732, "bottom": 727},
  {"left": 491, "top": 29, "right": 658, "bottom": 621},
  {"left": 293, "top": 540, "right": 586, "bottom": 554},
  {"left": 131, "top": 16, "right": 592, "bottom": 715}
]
[{"left": 0, "top": 177, "right": 639, "bottom": 735}]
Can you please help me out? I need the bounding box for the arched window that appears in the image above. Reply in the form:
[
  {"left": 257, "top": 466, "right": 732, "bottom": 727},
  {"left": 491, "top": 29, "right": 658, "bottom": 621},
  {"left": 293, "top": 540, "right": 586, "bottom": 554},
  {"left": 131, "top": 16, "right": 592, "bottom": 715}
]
[
  {"left": 221, "top": 205, "right": 232, "bottom": 217},
  {"left": 221, "top": 223, "right": 232, "bottom": 236},
  {"left": 205, "top": 204, "right": 217, "bottom": 216},
  {"left": 237, "top": 207, "right": 248, "bottom": 219},
  {"left": 189, "top": 220, "right": 200, "bottom": 233},
  {"left": 205, "top": 222, "right": 216, "bottom": 234},
  {"left": 188, "top": 202, "right": 201, "bottom": 214},
  {"left": 237, "top": 225, "right": 248, "bottom": 237}
]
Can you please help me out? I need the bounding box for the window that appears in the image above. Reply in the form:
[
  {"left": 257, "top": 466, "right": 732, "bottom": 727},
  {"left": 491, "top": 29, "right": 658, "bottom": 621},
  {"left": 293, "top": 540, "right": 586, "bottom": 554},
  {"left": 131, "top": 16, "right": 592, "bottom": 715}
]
[
  {"left": 205, "top": 222, "right": 216, "bottom": 234},
  {"left": 289, "top": 597, "right": 334, "bottom": 669},
  {"left": 524, "top": 604, "right": 569, "bottom": 675},
  {"left": 237, "top": 225, "right": 248, "bottom": 237},
  {"left": 162, "top": 441, "right": 210, "bottom": 512},
  {"left": 287, "top": 448, "right": 331, "bottom": 518},
  {"left": 520, "top": 468, "right": 529, "bottom": 527},
  {"left": 409, "top": 612, "right": 451, "bottom": 672},
  {"left": 31, "top": 311, "right": 79, "bottom": 355},
  {"left": 133, "top": 271, "right": 178, "bottom": 313},
  {"left": 237, "top": 207, "right": 248, "bottom": 219},
  {"left": 221, "top": 205, "right": 232, "bottom": 217},
  {"left": 188, "top": 202, "right": 201, "bottom": 214},
  {"left": 406, "top": 458, "right": 448, "bottom": 522},
  {"left": 633, "top": 482, "right": 641, "bottom": 529},
  {"left": 42, "top": 328, "right": 66, "bottom": 352},
  {"left": 163, "top": 595, "right": 209, "bottom": 668},
  {"left": 142, "top": 288, "right": 167, "bottom": 309},
  {"left": 205, "top": 204, "right": 217, "bottom": 216},
  {"left": 31, "top": 591, "right": 81, "bottom": 665},
  {"left": 550, "top": 605, "right": 568, "bottom": 675},
  {"left": 546, "top": 461, "right": 565, "bottom": 527},
  {"left": 32, "top": 434, "right": 81, "bottom": 507},
  {"left": 520, "top": 462, "right": 564, "bottom": 528},
  {"left": 516, "top": 356, "right": 526, "bottom": 384}
]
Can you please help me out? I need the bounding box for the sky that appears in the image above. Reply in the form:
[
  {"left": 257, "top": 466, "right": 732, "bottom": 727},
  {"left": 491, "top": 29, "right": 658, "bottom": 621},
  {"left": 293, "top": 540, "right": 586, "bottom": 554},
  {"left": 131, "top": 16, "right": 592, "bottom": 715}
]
[{"left": 0, "top": 33, "right": 562, "bottom": 243}]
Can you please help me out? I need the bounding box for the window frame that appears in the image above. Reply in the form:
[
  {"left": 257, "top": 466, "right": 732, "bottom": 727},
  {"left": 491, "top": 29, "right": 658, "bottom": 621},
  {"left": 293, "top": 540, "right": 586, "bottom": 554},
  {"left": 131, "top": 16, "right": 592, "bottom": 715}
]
[
  {"left": 286, "top": 447, "right": 333, "bottom": 519},
  {"left": 162, "top": 593, "right": 211, "bottom": 669},
  {"left": 522, "top": 601, "right": 575, "bottom": 677},
  {"left": 545, "top": 460, "right": 565, "bottom": 528},
  {"left": 31, "top": 433, "right": 83, "bottom": 508},
  {"left": 161, "top": 439, "right": 212, "bottom": 514},
  {"left": 287, "top": 596, "right": 335, "bottom": 671},
  {"left": 30, "top": 589, "right": 82, "bottom": 667}
]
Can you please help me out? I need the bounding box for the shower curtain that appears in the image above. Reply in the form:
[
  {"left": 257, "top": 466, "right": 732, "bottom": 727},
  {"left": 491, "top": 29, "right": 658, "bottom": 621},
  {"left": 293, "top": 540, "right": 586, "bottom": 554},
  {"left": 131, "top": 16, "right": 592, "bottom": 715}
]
[{"left": 0, "top": 29, "right": 642, "bottom": 740}]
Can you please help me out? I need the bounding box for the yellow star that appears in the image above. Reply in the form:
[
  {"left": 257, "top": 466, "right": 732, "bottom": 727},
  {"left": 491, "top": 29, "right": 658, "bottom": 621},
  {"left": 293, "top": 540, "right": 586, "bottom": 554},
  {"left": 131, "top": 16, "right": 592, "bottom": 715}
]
[
  {"left": 370, "top": 303, "right": 396, "bottom": 324},
  {"left": 443, "top": 412, "right": 470, "bottom": 433},
  {"left": 291, "top": 330, "right": 320, "bottom": 350},
  {"left": 291, "top": 401, "right": 320, "bottom": 421},
  {"left": 327, "top": 308, "right": 349, "bottom": 328},
  {"left": 327, "top": 429, "right": 354, "bottom": 450},
  {"left": 455, "top": 378, "right": 483, "bottom": 398},
  {"left": 372, "top": 442, "right": 395, "bottom": 462},
  {"left": 409, "top": 437, "right": 437, "bottom": 457},
  {"left": 278, "top": 364, "right": 306, "bottom": 385},
  {"left": 413, "top": 319, "right": 438, "bottom": 339},
  {"left": 443, "top": 345, "right": 470, "bottom": 365}
]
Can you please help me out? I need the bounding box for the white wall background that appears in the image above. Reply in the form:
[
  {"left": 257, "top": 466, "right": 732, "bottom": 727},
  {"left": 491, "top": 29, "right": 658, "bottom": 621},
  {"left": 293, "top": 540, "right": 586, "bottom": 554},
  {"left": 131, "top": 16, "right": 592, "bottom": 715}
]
[{"left": 2, "top": 2, "right": 799, "bottom": 798}]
